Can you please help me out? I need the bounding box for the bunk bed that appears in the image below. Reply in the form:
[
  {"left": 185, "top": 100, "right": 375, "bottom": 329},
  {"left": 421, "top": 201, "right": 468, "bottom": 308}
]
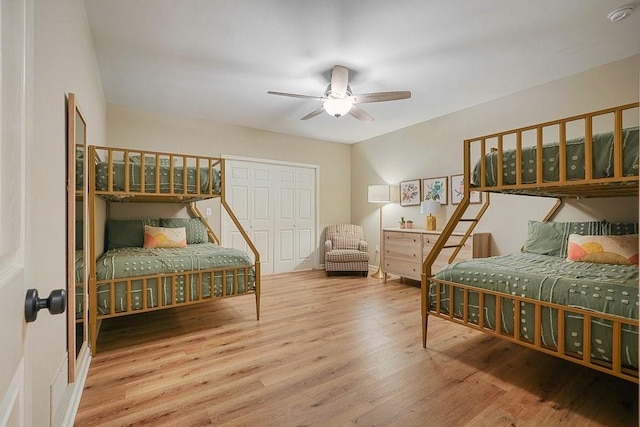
[
  {"left": 421, "top": 103, "right": 639, "bottom": 383},
  {"left": 87, "top": 146, "right": 261, "bottom": 354}
]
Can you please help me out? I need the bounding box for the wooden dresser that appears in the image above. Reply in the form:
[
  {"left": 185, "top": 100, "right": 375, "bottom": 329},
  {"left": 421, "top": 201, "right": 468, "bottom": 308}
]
[{"left": 382, "top": 228, "right": 490, "bottom": 282}]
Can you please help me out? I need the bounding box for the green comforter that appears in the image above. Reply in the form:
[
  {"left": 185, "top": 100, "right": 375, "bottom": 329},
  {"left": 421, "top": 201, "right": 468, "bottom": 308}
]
[
  {"left": 95, "top": 162, "right": 221, "bottom": 195},
  {"left": 432, "top": 253, "right": 638, "bottom": 368},
  {"left": 472, "top": 126, "right": 639, "bottom": 186},
  {"left": 95, "top": 243, "right": 255, "bottom": 314}
]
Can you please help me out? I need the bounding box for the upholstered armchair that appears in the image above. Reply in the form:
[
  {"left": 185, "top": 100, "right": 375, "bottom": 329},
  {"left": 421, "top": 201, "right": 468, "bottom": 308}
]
[{"left": 324, "top": 224, "right": 370, "bottom": 276}]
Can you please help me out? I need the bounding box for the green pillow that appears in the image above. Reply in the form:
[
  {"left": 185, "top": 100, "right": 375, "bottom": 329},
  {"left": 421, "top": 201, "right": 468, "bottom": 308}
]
[
  {"left": 159, "top": 218, "right": 209, "bottom": 244},
  {"left": 523, "top": 221, "right": 566, "bottom": 257},
  {"left": 107, "top": 219, "right": 159, "bottom": 250},
  {"left": 524, "top": 220, "right": 638, "bottom": 258}
]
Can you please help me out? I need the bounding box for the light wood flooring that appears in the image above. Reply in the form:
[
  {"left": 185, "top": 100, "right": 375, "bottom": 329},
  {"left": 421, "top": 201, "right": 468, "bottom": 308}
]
[{"left": 75, "top": 270, "right": 638, "bottom": 426}]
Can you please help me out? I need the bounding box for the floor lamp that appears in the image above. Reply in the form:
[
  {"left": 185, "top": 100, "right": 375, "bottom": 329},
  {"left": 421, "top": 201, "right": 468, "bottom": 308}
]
[{"left": 368, "top": 184, "right": 392, "bottom": 279}]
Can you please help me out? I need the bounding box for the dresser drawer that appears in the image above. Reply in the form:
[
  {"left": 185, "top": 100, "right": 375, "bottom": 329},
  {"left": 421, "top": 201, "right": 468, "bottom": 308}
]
[
  {"left": 384, "top": 258, "right": 421, "bottom": 280},
  {"left": 384, "top": 231, "right": 421, "bottom": 248}
]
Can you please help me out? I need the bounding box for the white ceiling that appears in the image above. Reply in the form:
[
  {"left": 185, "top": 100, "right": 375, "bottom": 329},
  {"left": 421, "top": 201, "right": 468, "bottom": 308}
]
[{"left": 84, "top": 0, "right": 640, "bottom": 144}]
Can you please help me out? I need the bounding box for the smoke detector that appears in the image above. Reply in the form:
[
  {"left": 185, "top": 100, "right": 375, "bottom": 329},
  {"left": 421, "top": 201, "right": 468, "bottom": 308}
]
[{"left": 608, "top": 4, "right": 636, "bottom": 22}]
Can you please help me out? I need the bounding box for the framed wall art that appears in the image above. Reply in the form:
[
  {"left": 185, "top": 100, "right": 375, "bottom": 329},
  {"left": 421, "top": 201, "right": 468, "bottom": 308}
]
[
  {"left": 422, "top": 176, "right": 448, "bottom": 205},
  {"left": 451, "top": 174, "right": 482, "bottom": 205},
  {"left": 399, "top": 179, "right": 421, "bottom": 206}
]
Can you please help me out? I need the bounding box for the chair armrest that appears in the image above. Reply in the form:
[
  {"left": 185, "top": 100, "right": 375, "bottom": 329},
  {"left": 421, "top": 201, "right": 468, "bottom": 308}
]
[
  {"left": 359, "top": 240, "right": 368, "bottom": 252},
  {"left": 325, "top": 239, "right": 333, "bottom": 252}
]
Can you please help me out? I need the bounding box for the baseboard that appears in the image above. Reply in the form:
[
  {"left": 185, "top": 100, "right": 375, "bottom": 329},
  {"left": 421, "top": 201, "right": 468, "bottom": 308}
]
[{"left": 62, "top": 345, "right": 91, "bottom": 426}]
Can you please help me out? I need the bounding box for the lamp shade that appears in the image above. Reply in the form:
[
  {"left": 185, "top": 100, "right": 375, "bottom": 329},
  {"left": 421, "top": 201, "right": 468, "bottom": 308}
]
[
  {"left": 368, "top": 184, "right": 392, "bottom": 203},
  {"left": 420, "top": 200, "right": 441, "bottom": 215}
]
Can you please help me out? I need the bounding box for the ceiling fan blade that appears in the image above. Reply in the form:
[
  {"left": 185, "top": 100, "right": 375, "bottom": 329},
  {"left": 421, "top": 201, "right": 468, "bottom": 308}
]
[
  {"left": 300, "top": 107, "right": 325, "bottom": 120},
  {"left": 267, "top": 91, "right": 323, "bottom": 101},
  {"left": 348, "top": 105, "right": 374, "bottom": 123},
  {"left": 330, "top": 65, "right": 349, "bottom": 98},
  {"left": 352, "top": 91, "right": 412, "bottom": 104}
]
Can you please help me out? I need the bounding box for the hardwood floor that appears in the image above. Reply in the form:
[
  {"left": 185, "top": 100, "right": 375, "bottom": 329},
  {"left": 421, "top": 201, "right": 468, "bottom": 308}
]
[{"left": 75, "top": 270, "right": 638, "bottom": 426}]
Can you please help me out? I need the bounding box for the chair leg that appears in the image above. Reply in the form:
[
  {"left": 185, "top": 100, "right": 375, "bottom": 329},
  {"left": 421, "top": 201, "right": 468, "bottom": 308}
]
[{"left": 362, "top": 271, "right": 368, "bottom": 277}]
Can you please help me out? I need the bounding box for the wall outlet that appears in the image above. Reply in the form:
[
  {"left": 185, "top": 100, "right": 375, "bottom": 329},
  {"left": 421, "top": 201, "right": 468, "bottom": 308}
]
[{"left": 205, "top": 207, "right": 212, "bottom": 216}]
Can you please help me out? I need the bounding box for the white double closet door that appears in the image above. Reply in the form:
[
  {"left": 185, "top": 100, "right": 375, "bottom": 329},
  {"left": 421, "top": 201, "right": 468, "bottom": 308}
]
[{"left": 223, "top": 158, "right": 317, "bottom": 275}]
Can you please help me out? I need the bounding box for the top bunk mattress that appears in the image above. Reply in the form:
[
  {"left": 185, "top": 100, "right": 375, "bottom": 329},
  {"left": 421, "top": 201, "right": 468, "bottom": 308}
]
[
  {"left": 94, "top": 162, "right": 222, "bottom": 195},
  {"left": 472, "top": 126, "right": 639, "bottom": 187}
]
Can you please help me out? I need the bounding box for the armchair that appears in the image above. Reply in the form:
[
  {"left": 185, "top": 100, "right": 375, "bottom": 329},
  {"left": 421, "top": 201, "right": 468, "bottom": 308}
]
[{"left": 324, "top": 224, "right": 370, "bottom": 276}]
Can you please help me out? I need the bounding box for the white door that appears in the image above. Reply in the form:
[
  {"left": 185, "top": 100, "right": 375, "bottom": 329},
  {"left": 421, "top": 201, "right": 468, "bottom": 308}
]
[
  {"left": 273, "top": 166, "right": 296, "bottom": 273},
  {"left": 0, "top": 0, "right": 28, "bottom": 423},
  {"left": 293, "top": 167, "right": 315, "bottom": 270},
  {"left": 224, "top": 159, "right": 317, "bottom": 275},
  {"left": 224, "top": 160, "right": 274, "bottom": 274},
  {"left": 273, "top": 166, "right": 316, "bottom": 273}
]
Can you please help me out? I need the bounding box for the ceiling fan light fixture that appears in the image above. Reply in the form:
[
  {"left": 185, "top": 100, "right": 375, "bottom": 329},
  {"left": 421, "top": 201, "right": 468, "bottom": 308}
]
[
  {"left": 323, "top": 97, "right": 353, "bottom": 117},
  {"left": 608, "top": 4, "right": 636, "bottom": 22}
]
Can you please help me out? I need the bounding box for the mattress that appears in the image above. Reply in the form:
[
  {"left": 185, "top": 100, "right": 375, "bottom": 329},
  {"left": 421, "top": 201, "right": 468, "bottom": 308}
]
[
  {"left": 94, "top": 161, "right": 222, "bottom": 195},
  {"left": 432, "top": 253, "right": 639, "bottom": 367},
  {"left": 95, "top": 243, "right": 255, "bottom": 314},
  {"left": 472, "top": 126, "right": 639, "bottom": 186}
]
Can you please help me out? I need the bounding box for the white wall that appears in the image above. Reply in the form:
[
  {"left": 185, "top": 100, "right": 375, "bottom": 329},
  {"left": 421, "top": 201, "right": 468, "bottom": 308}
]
[
  {"left": 352, "top": 55, "right": 640, "bottom": 259},
  {"left": 106, "top": 105, "right": 351, "bottom": 260},
  {"left": 30, "top": 0, "right": 106, "bottom": 425}
]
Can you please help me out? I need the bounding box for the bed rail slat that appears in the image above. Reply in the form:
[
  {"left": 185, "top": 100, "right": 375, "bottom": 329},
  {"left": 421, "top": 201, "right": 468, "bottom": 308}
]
[
  {"left": 558, "top": 123, "right": 567, "bottom": 183},
  {"left": 478, "top": 292, "right": 485, "bottom": 330},
  {"left": 584, "top": 116, "right": 593, "bottom": 181},
  {"left": 495, "top": 295, "right": 502, "bottom": 335},
  {"left": 536, "top": 128, "right": 543, "bottom": 185},
  {"left": 513, "top": 298, "right": 521, "bottom": 341},
  {"left": 558, "top": 308, "right": 565, "bottom": 356},
  {"left": 583, "top": 314, "right": 592, "bottom": 364},
  {"left": 614, "top": 109, "right": 623, "bottom": 178},
  {"left": 613, "top": 321, "right": 622, "bottom": 374},
  {"left": 534, "top": 304, "right": 541, "bottom": 347}
]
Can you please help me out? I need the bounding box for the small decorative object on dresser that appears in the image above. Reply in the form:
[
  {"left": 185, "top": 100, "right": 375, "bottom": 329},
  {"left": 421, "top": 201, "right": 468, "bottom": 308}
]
[{"left": 420, "top": 200, "right": 440, "bottom": 230}]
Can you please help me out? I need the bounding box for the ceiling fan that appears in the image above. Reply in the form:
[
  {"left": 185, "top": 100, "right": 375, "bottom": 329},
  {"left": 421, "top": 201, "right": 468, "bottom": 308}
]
[{"left": 267, "top": 65, "right": 411, "bottom": 123}]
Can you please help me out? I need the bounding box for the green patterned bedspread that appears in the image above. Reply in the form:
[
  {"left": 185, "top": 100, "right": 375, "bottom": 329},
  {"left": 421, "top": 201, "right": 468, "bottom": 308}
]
[
  {"left": 95, "top": 162, "right": 221, "bottom": 195},
  {"left": 472, "top": 126, "right": 639, "bottom": 186},
  {"left": 432, "top": 253, "right": 639, "bottom": 368},
  {"left": 95, "top": 243, "right": 255, "bottom": 314}
]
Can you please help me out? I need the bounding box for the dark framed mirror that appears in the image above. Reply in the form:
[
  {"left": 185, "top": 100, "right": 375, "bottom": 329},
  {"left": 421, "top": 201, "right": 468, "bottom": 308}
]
[{"left": 67, "top": 93, "right": 87, "bottom": 382}]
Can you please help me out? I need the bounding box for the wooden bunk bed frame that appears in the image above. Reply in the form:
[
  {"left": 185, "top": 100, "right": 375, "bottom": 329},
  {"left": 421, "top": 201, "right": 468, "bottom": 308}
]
[
  {"left": 88, "top": 145, "right": 261, "bottom": 354},
  {"left": 421, "top": 102, "right": 639, "bottom": 383}
]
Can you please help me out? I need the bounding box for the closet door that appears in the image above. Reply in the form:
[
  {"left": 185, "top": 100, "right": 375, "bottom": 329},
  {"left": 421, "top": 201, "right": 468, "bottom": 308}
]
[
  {"left": 225, "top": 160, "right": 274, "bottom": 274},
  {"left": 224, "top": 159, "right": 317, "bottom": 275},
  {"left": 273, "top": 166, "right": 315, "bottom": 273}
]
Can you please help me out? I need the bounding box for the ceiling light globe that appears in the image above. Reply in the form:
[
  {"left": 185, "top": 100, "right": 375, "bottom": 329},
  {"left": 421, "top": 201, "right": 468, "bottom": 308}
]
[{"left": 323, "top": 98, "right": 353, "bottom": 117}]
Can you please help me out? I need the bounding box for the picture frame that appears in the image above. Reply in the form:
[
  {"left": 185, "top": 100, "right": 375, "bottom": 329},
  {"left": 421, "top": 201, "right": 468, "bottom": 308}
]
[
  {"left": 450, "top": 174, "right": 482, "bottom": 205},
  {"left": 399, "top": 179, "right": 421, "bottom": 206},
  {"left": 422, "top": 176, "right": 448, "bottom": 205}
]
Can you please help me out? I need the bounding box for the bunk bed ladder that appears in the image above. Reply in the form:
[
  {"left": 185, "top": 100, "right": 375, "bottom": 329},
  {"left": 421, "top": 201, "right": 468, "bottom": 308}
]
[{"left": 421, "top": 191, "right": 491, "bottom": 347}]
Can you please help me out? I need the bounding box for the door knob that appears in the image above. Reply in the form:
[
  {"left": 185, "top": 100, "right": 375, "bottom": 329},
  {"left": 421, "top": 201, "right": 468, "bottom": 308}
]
[{"left": 24, "top": 288, "right": 66, "bottom": 323}]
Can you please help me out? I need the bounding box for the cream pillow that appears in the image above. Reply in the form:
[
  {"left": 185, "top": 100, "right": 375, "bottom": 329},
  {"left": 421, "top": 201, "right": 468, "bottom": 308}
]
[
  {"left": 143, "top": 225, "right": 187, "bottom": 248},
  {"left": 566, "top": 234, "right": 638, "bottom": 265}
]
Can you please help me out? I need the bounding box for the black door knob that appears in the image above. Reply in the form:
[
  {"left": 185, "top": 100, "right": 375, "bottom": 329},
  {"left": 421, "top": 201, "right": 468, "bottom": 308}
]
[{"left": 24, "top": 288, "right": 66, "bottom": 323}]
